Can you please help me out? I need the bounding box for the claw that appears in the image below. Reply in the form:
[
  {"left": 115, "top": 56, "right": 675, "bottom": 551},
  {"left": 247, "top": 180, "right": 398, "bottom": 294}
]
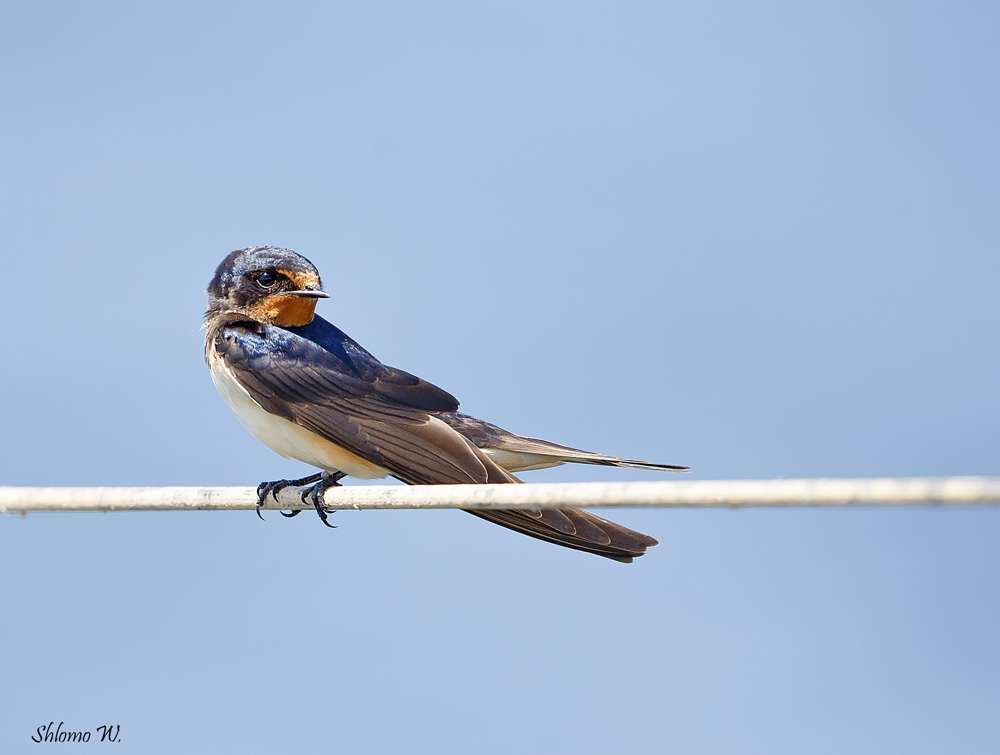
[
  {"left": 254, "top": 473, "right": 324, "bottom": 520},
  {"left": 297, "top": 471, "right": 347, "bottom": 528},
  {"left": 255, "top": 482, "right": 269, "bottom": 520},
  {"left": 315, "top": 508, "right": 337, "bottom": 529},
  {"left": 312, "top": 487, "right": 337, "bottom": 529}
]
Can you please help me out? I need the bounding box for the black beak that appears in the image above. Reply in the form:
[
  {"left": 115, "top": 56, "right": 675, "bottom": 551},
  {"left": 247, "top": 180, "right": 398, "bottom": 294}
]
[{"left": 286, "top": 290, "right": 330, "bottom": 298}]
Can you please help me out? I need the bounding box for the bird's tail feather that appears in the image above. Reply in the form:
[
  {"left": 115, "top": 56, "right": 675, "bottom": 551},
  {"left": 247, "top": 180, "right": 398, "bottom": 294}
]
[
  {"left": 466, "top": 507, "right": 658, "bottom": 563},
  {"left": 460, "top": 437, "right": 659, "bottom": 562},
  {"left": 561, "top": 455, "right": 689, "bottom": 471},
  {"left": 438, "top": 411, "right": 689, "bottom": 474},
  {"left": 433, "top": 411, "right": 667, "bottom": 561}
]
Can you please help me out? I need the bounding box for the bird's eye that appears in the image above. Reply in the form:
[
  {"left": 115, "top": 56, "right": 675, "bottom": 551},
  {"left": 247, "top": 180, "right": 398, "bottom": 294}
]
[{"left": 255, "top": 271, "right": 277, "bottom": 289}]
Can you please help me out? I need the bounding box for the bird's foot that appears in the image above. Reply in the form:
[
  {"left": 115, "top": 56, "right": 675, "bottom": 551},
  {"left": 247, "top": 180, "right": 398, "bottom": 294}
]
[
  {"left": 255, "top": 473, "right": 324, "bottom": 520},
  {"left": 299, "top": 471, "right": 347, "bottom": 528}
]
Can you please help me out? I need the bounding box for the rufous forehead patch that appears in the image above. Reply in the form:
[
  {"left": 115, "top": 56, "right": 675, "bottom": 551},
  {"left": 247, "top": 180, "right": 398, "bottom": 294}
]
[{"left": 278, "top": 269, "right": 321, "bottom": 291}]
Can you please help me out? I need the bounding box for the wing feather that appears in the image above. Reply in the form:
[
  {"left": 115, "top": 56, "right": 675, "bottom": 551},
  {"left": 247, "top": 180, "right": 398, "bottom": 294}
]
[{"left": 211, "top": 318, "right": 506, "bottom": 486}]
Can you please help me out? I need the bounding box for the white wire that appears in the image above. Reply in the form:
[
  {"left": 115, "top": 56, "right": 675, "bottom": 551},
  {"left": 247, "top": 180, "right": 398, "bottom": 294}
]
[{"left": 1, "top": 477, "right": 998, "bottom": 514}]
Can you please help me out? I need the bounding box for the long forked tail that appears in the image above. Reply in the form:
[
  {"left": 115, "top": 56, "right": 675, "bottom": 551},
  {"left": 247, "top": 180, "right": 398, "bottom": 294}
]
[
  {"left": 467, "top": 507, "right": 658, "bottom": 563},
  {"left": 436, "top": 411, "right": 677, "bottom": 561},
  {"left": 438, "top": 411, "right": 689, "bottom": 473}
]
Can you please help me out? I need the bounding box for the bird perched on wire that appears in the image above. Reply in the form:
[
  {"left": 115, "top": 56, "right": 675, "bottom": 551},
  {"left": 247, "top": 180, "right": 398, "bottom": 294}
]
[{"left": 204, "top": 246, "right": 687, "bottom": 562}]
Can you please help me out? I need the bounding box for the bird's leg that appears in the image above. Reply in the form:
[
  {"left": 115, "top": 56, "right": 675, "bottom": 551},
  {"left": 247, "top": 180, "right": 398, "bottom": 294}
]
[
  {"left": 299, "top": 471, "right": 347, "bottom": 528},
  {"left": 255, "top": 472, "right": 324, "bottom": 520}
]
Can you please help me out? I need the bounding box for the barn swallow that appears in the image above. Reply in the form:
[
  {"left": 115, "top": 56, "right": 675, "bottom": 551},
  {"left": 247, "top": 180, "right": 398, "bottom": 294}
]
[{"left": 204, "top": 246, "right": 687, "bottom": 562}]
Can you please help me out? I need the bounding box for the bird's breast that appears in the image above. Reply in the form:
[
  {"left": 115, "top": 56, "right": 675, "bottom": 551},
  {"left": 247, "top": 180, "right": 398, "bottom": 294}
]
[{"left": 207, "top": 350, "right": 389, "bottom": 480}]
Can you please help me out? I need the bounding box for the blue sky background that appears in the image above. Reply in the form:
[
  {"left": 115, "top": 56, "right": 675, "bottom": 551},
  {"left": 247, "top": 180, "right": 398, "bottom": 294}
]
[{"left": 1, "top": 1, "right": 998, "bottom": 752}]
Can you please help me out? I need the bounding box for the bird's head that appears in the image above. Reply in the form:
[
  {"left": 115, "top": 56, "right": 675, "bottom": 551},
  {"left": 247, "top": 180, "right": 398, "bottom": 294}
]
[{"left": 206, "top": 246, "right": 329, "bottom": 327}]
